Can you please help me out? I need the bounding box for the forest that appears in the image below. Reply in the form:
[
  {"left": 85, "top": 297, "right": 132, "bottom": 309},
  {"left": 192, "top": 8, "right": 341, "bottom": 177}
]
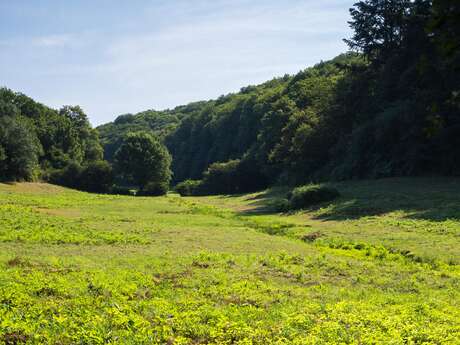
[
  {"left": 1, "top": 1, "right": 460, "bottom": 343},
  {"left": 1, "top": 0, "right": 459, "bottom": 195}
]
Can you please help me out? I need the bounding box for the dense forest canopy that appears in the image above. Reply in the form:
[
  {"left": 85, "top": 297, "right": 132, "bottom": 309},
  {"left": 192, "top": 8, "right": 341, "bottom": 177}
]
[
  {"left": 96, "top": 103, "right": 207, "bottom": 162},
  {"left": 0, "top": 88, "right": 103, "bottom": 181},
  {"left": 1, "top": 0, "right": 459, "bottom": 195}
]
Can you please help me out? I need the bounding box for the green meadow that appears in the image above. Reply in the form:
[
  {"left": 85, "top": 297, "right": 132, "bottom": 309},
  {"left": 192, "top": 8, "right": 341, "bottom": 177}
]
[{"left": 0, "top": 178, "right": 459, "bottom": 344}]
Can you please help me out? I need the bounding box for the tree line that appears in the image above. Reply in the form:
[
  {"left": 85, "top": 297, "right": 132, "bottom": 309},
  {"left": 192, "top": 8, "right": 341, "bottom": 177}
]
[
  {"left": 2, "top": 0, "right": 459, "bottom": 195},
  {"left": 0, "top": 89, "right": 172, "bottom": 195}
]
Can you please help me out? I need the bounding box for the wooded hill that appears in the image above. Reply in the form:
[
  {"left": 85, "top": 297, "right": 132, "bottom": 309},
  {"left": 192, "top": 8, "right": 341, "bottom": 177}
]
[
  {"left": 2, "top": 0, "right": 459, "bottom": 195},
  {"left": 99, "top": 0, "right": 460, "bottom": 191},
  {"left": 0, "top": 88, "right": 104, "bottom": 182}
]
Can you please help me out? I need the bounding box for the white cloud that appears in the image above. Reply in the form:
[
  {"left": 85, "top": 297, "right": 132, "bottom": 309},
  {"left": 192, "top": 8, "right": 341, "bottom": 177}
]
[
  {"left": 0, "top": 0, "right": 355, "bottom": 125},
  {"left": 33, "top": 34, "right": 72, "bottom": 47},
  {"left": 96, "top": 1, "right": 350, "bottom": 99}
]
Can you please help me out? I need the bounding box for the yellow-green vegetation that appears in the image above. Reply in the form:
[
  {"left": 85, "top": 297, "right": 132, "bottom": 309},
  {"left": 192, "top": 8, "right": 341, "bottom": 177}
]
[{"left": 0, "top": 178, "right": 459, "bottom": 344}]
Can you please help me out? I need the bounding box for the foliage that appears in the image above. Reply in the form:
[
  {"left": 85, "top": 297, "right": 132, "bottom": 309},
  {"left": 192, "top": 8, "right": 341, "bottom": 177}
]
[
  {"left": 49, "top": 161, "right": 113, "bottom": 193},
  {"left": 0, "top": 88, "right": 105, "bottom": 185},
  {"left": 0, "top": 179, "right": 459, "bottom": 343},
  {"left": 163, "top": 77, "right": 291, "bottom": 183},
  {"left": 59, "top": 105, "right": 104, "bottom": 163},
  {"left": 79, "top": 161, "right": 114, "bottom": 193},
  {"left": 3, "top": 0, "right": 460, "bottom": 195},
  {"left": 344, "top": 0, "right": 411, "bottom": 64},
  {"left": 49, "top": 161, "right": 83, "bottom": 189},
  {"left": 174, "top": 179, "right": 203, "bottom": 196},
  {"left": 110, "top": 185, "right": 136, "bottom": 196},
  {"left": 137, "top": 180, "right": 169, "bottom": 196},
  {"left": 201, "top": 158, "right": 269, "bottom": 195},
  {"left": 95, "top": 0, "right": 460, "bottom": 188},
  {"left": 288, "top": 184, "right": 340, "bottom": 210},
  {"left": 175, "top": 158, "right": 269, "bottom": 196},
  {"left": 97, "top": 104, "right": 204, "bottom": 162},
  {"left": 0, "top": 116, "right": 40, "bottom": 181},
  {"left": 115, "top": 132, "right": 172, "bottom": 194},
  {"left": 201, "top": 160, "right": 248, "bottom": 195}
]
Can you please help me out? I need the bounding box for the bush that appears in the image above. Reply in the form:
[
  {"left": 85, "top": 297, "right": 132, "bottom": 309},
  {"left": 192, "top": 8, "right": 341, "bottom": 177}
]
[
  {"left": 79, "top": 161, "right": 113, "bottom": 193},
  {"left": 49, "top": 160, "right": 113, "bottom": 193},
  {"left": 200, "top": 160, "right": 240, "bottom": 195},
  {"left": 110, "top": 185, "right": 136, "bottom": 196},
  {"left": 175, "top": 179, "right": 203, "bottom": 196},
  {"left": 137, "top": 181, "right": 169, "bottom": 196},
  {"left": 194, "top": 158, "right": 269, "bottom": 196},
  {"left": 288, "top": 184, "right": 340, "bottom": 210},
  {"left": 49, "top": 161, "right": 82, "bottom": 189},
  {"left": 271, "top": 198, "right": 290, "bottom": 212}
]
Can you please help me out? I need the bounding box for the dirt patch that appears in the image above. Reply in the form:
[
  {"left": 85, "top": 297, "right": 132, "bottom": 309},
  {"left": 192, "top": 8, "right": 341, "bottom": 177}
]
[
  {"left": 2, "top": 182, "right": 65, "bottom": 195},
  {"left": 3, "top": 332, "right": 28, "bottom": 344},
  {"left": 36, "top": 208, "right": 81, "bottom": 218},
  {"left": 301, "top": 231, "right": 324, "bottom": 242},
  {"left": 6, "top": 257, "right": 32, "bottom": 268}
]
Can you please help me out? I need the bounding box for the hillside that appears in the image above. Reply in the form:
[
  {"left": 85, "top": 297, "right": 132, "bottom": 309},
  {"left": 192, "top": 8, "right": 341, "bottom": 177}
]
[
  {"left": 0, "top": 177, "right": 459, "bottom": 343},
  {"left": 98, "top": 54, "right": 359, "bottom": 184},
  {"left": 2, "top": 1, "right": 460, "bottom": 343},
  {"left": 2, "top": 0, "right": 459, "bottom": 197},
  {"left": 97, "top": 102, "right": 208, "bottom": 162},
  {"left": 97, "top": 0, "right": 460, "bottom": 189}
]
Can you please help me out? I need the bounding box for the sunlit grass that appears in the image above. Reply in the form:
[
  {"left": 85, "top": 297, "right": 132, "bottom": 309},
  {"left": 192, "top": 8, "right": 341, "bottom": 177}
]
[{"left": 0, "top": 179, "right": 459, "bottom": 344}]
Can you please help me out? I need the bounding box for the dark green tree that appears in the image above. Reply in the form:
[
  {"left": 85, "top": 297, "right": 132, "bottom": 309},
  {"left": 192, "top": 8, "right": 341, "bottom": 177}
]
[
  {"left": 0, "top": 116, "right": 40, "bottom": 181},
  {"left": 59, "top": 105, "right": 103, "bottom": 163},
  {"left": 115, "top": 132, "right": 172, "bottom": 194},
  {"left": 344, "top": 0, "right": 412, "bottom": 63},
  {"left": 79, "top": 161, "right": 114, "bottom": 193}
]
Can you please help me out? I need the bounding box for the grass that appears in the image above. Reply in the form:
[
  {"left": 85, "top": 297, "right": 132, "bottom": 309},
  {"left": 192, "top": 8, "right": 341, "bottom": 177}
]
[{"left": 0, "top": 178, "right": 459, "bottom": 344}]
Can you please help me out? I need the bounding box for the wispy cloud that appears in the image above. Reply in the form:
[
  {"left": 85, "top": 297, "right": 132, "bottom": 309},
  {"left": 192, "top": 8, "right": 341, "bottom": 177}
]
[
  {"left": 33, "top": 34, "right": 73, "bottom": 47},
  {"left": 102, "top": 1, "right": 350, "bottom": 89},
  {"left": 0, "top": 0, "right": 354, "bottom": 125}
]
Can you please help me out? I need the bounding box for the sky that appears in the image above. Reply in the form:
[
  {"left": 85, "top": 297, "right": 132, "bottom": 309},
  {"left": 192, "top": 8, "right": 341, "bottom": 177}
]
[{"left": 0, "top": 0, "right": 354, "bottom": 126}]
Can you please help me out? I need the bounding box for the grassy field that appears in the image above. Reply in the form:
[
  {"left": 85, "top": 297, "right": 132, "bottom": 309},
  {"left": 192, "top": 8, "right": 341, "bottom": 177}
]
[{"left": 0, "top": 178, "right": 459, "bottom": 344}]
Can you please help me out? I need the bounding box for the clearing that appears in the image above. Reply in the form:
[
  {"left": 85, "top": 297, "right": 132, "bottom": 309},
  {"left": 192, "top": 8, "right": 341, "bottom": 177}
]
[{"left": 0, "top": 178, "right": 459, "bottom": 344}]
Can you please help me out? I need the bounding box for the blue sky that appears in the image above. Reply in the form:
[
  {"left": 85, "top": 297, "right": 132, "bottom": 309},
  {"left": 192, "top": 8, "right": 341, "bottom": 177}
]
[{"left": 0, "top": 0, "right": 354, "bottom": 125}]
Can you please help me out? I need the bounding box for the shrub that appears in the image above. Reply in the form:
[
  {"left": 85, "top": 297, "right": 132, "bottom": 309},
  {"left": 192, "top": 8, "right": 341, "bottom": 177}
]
[
  {"left": 196, "top": 158, "right": 269, "bottom": 195},
  {"left": 137, "top": 181, "right": 169, "bottom": 196},
  {"left": 49, "top": 161, "right": 83, "bottom": 189},
  {"left": 79, "top": 161, "right": 113, "bottom": 193},
  {"left": 201, "top": 160, "right": 240, "bottom": 195},
  {"left": 49, "top": 160, "right": 114, "bottom": 193},
  {"left": 175, "top": 179, "right": 203, "bottom": 196},
  {"left": 288, "top": 184, "right": 340, "bottom": 210},
  {"left": 271, "top": 198, "right": 290, "bottom": 212},
  {"left": 110, "top": 185, "right": 136, "bottom": 196}
]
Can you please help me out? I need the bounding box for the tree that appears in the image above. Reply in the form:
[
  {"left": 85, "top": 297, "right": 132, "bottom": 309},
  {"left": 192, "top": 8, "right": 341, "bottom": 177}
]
[
  {"left": 0, "top": 88, "right": 111, "bottom": 188},
  {"left": 344, "top": 0, "right": 412, "bottom": 63},
  {"left": 79, "top": 161, "right": 114, "bottom": 193},
  {"left": 0, "top": 116, "right": 40, "bottom": 181},
  {"left": 430, "top": 0, "right": 460, "bottom": 59},
  {"left": 114, "top": 132, "right": 172, "bottom": 194},
  {"left": 59, "top": 105, "right": 103, "bottom": 163}
]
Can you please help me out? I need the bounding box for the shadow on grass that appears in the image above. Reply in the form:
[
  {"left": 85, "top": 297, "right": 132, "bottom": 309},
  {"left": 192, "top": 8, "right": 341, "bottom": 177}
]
[
  {"left": 234, "top": 178, "right": 460, "bottom": 222},
  {"left": 314, "top": 177, "right": 460, "bottom": 222},
  {"left": 314, "top": 199, "right": 460, "bottom": 222},
  {"left": 236, "top": 188, "right": 290, "bottom": 216}
]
